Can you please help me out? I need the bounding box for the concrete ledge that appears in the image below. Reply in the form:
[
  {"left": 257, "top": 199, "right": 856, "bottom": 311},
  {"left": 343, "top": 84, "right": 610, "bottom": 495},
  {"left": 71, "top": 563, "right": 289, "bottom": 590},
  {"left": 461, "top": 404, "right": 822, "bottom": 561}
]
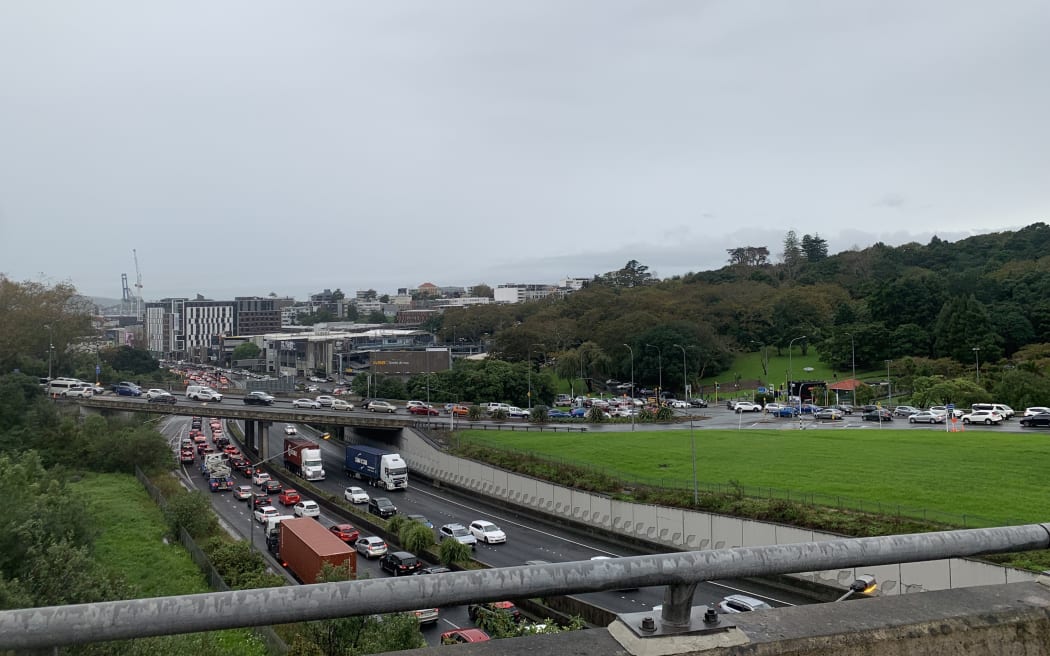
[{"left": 391, "top": 581, "right": 1050, "bottom": 656}]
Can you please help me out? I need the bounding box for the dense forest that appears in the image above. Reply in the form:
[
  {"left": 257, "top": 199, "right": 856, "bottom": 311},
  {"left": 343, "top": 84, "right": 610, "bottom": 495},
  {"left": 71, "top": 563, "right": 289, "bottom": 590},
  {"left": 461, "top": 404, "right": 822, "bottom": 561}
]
[{"left": 437, "top": 223, "right": 1050, "bottom": 395}]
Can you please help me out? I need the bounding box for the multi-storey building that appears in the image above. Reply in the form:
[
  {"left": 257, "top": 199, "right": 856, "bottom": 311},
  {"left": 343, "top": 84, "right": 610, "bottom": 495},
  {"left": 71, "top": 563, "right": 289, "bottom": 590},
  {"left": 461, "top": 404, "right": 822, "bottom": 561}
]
[{"left": 494, "top": 283, "right": 557, "bottom": 304}]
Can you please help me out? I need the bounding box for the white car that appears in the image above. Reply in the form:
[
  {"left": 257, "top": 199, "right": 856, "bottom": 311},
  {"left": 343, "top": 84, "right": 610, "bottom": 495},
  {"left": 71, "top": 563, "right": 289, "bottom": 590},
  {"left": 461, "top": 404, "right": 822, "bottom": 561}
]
[
  {"left": 253, "top": 506, "right": 279, "bottom": 523},
  {"left": 344, "top": 486, "right": 370, "bottom": 504},
  {"left": 283, "top": 425, "right": 297, "bottom": 435},
  {"left": 293, "top": 500, "right": 321, "bottom": 518},
  {"left": 962, "top": 410, "right": 1004, "bottom": 425},
  {"left": 507, "top": 407, "right": 530, "bottom": 419},
  {"left": 315, "top": 395, "right": 335, "bottom": 407},
  {"left": 764, "top": 403, "right": 783, "bottom": 413},
  {"left": 331, "top": 399, "right": 354, "bottom": 411},
  {"left": 65, "top": 385, "right": 95, "bottom": 398},
  {"left": 143, "top": 388, "right": 169, "bottom": 400},
  {"left": 733, "top": 401, "right": 762, "bottom": 413},
  {"left": 1024, "top": 407, "right": 1050, "bottom": 417},
  {"left": 406, "top": 400, "right": 428, "bottom": 409},
  {"left": 252, "top": 471, "right": 271, "bottom": 486},
  {"left": 292, "top": 398, "right": 321, "bottom": 409},
  {"left": 668, "top": 399, "right": 690, "bottom": 409},
  {"left": 355, "top": 536, "right": 388, "bottom": 558},
  {"left": 469, "top": 520, "right": 507, "bottom": 544},
  {"left": 366, "top": 400, "right": 397, "bottom": 413}
]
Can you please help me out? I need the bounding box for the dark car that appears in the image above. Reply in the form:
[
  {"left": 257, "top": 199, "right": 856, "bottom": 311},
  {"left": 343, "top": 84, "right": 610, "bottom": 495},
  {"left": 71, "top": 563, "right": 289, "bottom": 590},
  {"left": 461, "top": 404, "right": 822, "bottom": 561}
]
[
  {"left": 467, "top": 601, "right": 523, "bottom": 625},
  {"left": 243, "top": 391, "right": 275, "bottom": 406},
  {"left": 688, "top": 398, "right": 709, "bottom": 408},
  {"left": 416, "top": 566, "right": 452, "bottom": 575},
  {"left": 379, "top": 551, "right": 423, "bottom": 576},
  {"left": 406, "top": 514, "right": 434, "bottom": 529},
  {"left": 112, "top": 382, "right": 142, "bottom": 397},
  {"left": 262, "top": 480, "right": 283, "bottom": 495},
  {"left": 862, "top": 409, "right": 893, "bottom": 421},
  {"left": 368, "top": 496, "right": 397, "bottom": 519},
  {"left": 147, "top": 393, "right": 177, "bottom": 405},
  {"left": 1020, "top": 413, "right": 1050, "bottom": 429}
]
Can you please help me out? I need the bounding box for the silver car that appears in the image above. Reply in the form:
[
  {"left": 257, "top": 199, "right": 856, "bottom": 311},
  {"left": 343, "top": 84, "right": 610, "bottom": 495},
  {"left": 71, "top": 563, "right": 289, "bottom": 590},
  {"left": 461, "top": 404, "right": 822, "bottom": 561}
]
[{"left": 717, "top": 594, "right": 773, "bottom": 613}]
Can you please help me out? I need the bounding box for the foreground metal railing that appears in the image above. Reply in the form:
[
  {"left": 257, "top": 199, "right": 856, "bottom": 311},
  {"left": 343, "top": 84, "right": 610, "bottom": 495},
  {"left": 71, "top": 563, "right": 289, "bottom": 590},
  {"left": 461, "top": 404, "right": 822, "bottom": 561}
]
[{"left": 1, "top": 523, "right": 1047, "bottom": 650}]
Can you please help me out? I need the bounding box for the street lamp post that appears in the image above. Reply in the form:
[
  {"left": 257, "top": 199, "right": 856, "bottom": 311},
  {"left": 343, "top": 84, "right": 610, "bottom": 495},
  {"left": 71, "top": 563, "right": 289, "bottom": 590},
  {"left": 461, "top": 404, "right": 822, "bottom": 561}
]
[
  {"left": 844, "top": 332, "right": 856, "bottom": 405},
  {"left": 527, "top": 343, "right": 545, "bottom": 411},
  {"left": 787, "top": 335, "right": 806, "bottom": 415},
  {"left": 645, "top": 344, "right": 662, "bottom": 401},
  {"left": 622, "top": 344, "right": 635, "bottom": 431},
  {"left": 886, "top": 360, "right": 892, "bottom": 401},
  {"left": 674, "top": 344, "right": 698, "bottom": 504},
  {"left": 973, "top": 347, "right": 981, "bottom": 383}
]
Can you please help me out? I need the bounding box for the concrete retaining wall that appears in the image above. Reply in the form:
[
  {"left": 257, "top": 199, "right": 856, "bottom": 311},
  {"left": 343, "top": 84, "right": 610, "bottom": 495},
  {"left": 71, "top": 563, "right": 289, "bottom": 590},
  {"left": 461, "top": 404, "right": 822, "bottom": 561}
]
[{"left": 400, "top": 431, "right": 1035, "bottom": 594}]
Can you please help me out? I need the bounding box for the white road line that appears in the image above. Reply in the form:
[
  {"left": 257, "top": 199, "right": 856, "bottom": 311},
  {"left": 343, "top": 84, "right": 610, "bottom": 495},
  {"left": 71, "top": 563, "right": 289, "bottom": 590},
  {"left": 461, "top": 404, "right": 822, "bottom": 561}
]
[{"left": 440, "top": 618, "right": 460, "bottom": 629}]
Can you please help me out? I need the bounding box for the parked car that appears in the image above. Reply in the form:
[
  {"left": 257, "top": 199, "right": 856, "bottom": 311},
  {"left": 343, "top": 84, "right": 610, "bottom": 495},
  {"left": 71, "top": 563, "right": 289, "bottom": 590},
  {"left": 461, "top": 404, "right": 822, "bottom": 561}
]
[
  {"left": 1020, "top": 413, "right": 1050, "bottom": 428},
  {"left": 344, "top": 486, "right": 370, "bottom": 504},
  {"left": 439, "top": 523, "right": 477, "bottom": 549},
  {"left": 862, "top": 409, "right": 893, "bottom": 422},
  {"left": 368, "top": 496, "right": 397, "bottom": 518},
  {"left": 892, "top": 405, "right": 921, "bottom": 417},
  {"left": 909, "top": 411, "right": 946, "bottom": 424},
  {"left": 408, "top": 405, "right": 440, "bottom": 416},
  {"left": 243, "top": 391, "right": 275, "bottom": 406},
  {"left": 569, "top": 407, "right": 588, "bottom": 418},
  {"left": 717, "top": 594, "right": 773, "bottom": 613},
  {"left": 366, "top": 400, "right": 397, "bottom": 413},
  {"left": 293, "top": 500, "right": 321, "bottom": 518},
  {"left": 380, "top": 551, "right": 423, "bottom": 576},
  {"left": 292, "top": 398, "right": 321, "bottom": 409},
  {"left": 733, "top": 401, "right": 762, "bottom": 413},
  {"left": 329, "top": 523, "right": 360, "bottom": 543},
  {"left": 355, "top": 536, "right": 388, "bottom": 558},
  {"left": 962, "top": 410, "right": 1004, "bottom": 425},
  {"left": 813, "top": 408, "right": 844, "bottom": 420},
  {"left": 548, "top": 409, "right": 571, "bottom": 418}
]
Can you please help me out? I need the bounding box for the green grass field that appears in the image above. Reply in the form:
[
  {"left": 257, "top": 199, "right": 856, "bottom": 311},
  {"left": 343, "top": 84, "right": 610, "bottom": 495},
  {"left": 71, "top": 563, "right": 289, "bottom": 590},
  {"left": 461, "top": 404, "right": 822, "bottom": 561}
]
[
  {"left": 72, "top": 473, "right": 268, "bottom": 655},
  {"left": 459, "top": 427, "right": 1050, "bottom": 526}
]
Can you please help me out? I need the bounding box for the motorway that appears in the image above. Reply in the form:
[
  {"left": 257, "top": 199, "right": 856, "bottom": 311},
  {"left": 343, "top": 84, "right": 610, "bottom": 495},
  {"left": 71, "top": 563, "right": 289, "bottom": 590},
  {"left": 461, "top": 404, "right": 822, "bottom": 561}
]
[{"left": 156, "top": 408, "right": 817, "bottom": 645}]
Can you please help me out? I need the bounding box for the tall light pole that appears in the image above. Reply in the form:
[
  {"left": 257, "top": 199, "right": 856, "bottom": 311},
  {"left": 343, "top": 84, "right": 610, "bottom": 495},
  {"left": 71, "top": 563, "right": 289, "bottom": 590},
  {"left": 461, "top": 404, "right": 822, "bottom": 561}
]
[
  {"left": 673, "top": 344, "right": 689, "bottom": 398},
  {"left": 527, "top": 343, "right": 545, "bottom": 410},
  {"left": 46, "top": 324, "right": 54, "bottom": 381},
  {"left": 673, "top": 343, "right": 698, "bottom": 503},
  {"left": 844, "top": 332, "right": 856, "bottom": 405},
  {"left": 973, "top": 347, "right": 981, "bottom": 383},
  {"left": 622, "top": 344, "right": 635, "bottom": 431},
  {"left": 885, "top": 360, "right": 892, "bottom": 401},
  {"left": 749, "top": 340, "right": 768, "bottom": 379},
  {"left": 645, "top": 344, "right": 662, "bottom": 401},
  {"left": 787, "top": 335, "right": 806, "bottom": 410}
]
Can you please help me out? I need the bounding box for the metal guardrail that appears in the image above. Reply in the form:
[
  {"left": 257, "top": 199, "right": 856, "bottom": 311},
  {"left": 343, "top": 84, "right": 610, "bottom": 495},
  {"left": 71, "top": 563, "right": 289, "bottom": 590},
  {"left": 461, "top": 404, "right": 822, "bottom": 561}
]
[{"left": 1, "top": 523, "right": 1048, "bottom": 650}]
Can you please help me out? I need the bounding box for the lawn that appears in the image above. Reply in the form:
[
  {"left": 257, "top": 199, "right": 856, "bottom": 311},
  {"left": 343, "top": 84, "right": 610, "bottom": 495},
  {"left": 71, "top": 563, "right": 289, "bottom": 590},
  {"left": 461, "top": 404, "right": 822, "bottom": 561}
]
[
  {"left": 458, "top": 427, "right": 1050, "bottom": 526},
  {"left": 72, "top": 472, "right": 268, "bottom": 656}
]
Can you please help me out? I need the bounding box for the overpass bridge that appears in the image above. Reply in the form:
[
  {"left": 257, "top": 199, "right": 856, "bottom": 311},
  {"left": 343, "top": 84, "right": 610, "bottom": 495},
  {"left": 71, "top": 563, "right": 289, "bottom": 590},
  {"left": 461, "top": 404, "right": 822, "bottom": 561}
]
[{"left": 77, "top": 397, "right": 420, "bottom": 457}]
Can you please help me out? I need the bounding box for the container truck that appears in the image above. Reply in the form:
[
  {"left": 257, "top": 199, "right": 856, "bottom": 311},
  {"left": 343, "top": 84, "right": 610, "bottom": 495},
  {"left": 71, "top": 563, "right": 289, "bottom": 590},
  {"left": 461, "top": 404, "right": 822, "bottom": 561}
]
[
  {"left": 278, "top": 517, "right": 356, "bottom": 584},
  {"left": 344, "top": 445, "right": 408, "bottom": 490},
  {"left": 265, "top": 514, "right": 296, "bottom": 555},
  {"left": 200, "top": 453, "right": 234, "bottom": 492},
  {"left": 283, "top": 438, "right": 326, "bottom": 481}
]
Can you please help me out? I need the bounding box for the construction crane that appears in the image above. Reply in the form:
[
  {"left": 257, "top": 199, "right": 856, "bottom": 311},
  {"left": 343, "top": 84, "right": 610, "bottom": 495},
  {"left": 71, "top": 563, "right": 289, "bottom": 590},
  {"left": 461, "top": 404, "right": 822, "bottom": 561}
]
[
  {"left": 132, "top": 249, "right": 144, "bottom": 318},
  {"left": 121, "top": 273, "right": 132, "bottom": 315}
]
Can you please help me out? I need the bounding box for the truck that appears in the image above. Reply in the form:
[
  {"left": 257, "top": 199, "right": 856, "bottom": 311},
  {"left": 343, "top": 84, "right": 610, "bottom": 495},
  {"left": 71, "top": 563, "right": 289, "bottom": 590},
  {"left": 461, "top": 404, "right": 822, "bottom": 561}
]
[
  {"left": 344, "top": 445, "right": 409, "bottom": 491},
  {"left": 200, "top": 453, "right": 235, "bottom": 492},
  {"left": 284, "top": 438, "right": 326, "bottom": 481},
  {"left": 264, "top": 514, "right": 296, "bottom": 555},
  {"left": 278, "top": 517, "right": 356, "bottom": 584}
]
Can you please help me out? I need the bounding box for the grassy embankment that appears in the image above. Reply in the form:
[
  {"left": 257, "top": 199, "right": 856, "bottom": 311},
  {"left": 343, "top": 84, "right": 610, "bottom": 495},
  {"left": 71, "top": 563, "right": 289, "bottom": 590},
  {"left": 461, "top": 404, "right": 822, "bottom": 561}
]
[
  {"left": 72, "top": 472, "right": 267, "bottom": 655},
  {"left": 456, "top": 427, "right": 1049, "bottom": 528}
]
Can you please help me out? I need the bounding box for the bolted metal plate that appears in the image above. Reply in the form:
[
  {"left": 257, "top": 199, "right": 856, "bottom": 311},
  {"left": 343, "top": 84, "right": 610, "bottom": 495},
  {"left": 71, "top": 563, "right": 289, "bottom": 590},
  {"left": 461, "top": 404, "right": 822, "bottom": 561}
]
[{"left": 619, "top": 608, "right": 737, "bottom": 638}]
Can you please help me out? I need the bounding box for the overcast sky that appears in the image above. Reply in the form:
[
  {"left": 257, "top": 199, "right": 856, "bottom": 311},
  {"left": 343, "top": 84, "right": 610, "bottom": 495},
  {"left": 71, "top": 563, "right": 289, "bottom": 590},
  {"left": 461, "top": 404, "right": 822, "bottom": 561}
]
[{"left": 2, "top": 1, "right": 1048, "bottom": 301}]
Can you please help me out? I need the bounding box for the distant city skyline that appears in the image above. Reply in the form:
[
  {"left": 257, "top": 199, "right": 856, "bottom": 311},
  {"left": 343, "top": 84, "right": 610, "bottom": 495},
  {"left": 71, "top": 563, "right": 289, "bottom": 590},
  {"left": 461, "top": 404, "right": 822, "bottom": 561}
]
[{"left": 3, "top": 2, "right": 1047, "bottom": 301}]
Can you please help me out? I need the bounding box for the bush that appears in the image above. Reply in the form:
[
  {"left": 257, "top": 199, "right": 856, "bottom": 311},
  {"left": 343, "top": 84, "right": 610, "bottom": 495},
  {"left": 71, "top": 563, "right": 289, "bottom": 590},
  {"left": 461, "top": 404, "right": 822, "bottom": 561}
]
[
  {"left": 401, "top": 521, "right": 436, "bottom": 554},
  {"left": 491, "top": 409, "right": 508, "bottom": 421},
  {"left": 529, "top": 405, "right": 549, "bottom": 424},
  {"left": 468, "top": 405, "right": 483, "bottom": 421},
  {"left": 656, "top": 407, "right": 675, "bottom": 422},
  {"left": 164, "top": 490, "right": 220, "bottom": 539},
  {"left": 586, "top": 406, "right": 606, "bottom": 423},
  {"left": 438, "top": 538, "right": 473, "bottom": 566}
]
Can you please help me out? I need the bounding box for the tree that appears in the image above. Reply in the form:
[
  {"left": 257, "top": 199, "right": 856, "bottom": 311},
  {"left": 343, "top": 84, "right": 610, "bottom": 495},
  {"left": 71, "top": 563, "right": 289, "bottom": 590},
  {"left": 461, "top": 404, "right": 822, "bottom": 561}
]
[
  {"left": 472, "top": 283, "right": 494, "bottom": 299},
  {"left": 0, "top": 276, "right": 95, "bottom": 376},
  {"left": 400, "top": 521, "right": 436, "bottom": 555},
  {"left": 781, "top": 230, "right": 803, "bottom": 274},
  {"left": 231, "top": 342, "right": 261, "bottom": 361},
  {"left": 163, "top": 490, "right": 220, "bottom": 539},
  {"left": 597, "top": 260, "right": 656, "bottom": 288},
  {"left": 366, "top": 310, "right": 388, "bottom": 323},
  {"left": 933, "top": 296, "right": 1002, "bottom": 363},
  {"left": 726, "top": 246, "right": 770, "bottom": 267},
  {"left": 438, "top": 538, "right": 473, "bottom": 566},
  {"left": 800, "top": 234, "right": 829, "bottom": 262}
]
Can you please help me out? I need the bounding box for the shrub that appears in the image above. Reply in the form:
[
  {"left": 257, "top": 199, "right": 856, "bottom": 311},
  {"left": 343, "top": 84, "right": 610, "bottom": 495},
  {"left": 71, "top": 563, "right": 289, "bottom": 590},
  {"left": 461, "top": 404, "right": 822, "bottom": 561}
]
[
  {"left": 586, "top": 406, "right": 606, "bottom": 423},
  {"left": 401, "top": 522, "right": 435, "bottom": 554},
  {"left": 163, "top": 490, "right": 220, "bottom": 539},
  {"left": 438, "top": 538, "right": 473, "bottom": 566},
  {"left": 491, "top": 409, "right": 508, "bottom": 421},
  {"left": 529, "top": 405, "right": 549, "bottom": 424},
  {"left": 468, "top": 405, "right": 483, "bottom": 421}
]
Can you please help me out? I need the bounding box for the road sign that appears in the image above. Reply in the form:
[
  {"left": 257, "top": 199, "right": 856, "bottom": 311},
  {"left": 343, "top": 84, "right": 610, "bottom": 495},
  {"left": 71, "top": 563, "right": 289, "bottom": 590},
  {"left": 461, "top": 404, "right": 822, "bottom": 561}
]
[
  {"left": 95, "top": 365, "right": 101, "bottom": 375},
  {"left": 947, "top": 403, "right": 955, "bottom": 410},
  {"left": 757, "top": 386, "right": 767, "bottom": 394}
]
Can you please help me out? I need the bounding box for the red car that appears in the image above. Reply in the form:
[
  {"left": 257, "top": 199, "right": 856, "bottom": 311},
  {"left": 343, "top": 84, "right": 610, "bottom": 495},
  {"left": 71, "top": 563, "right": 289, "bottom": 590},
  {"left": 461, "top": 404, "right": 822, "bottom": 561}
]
[
  {"left": 441, "top": 629, "right": 490, "bottom": 645},
  {"left": 408, "top": 405, "right": 440, "bottom": 416},
  {"left": 223, "top": 445, "right": 241, "bottom": 457},
  {"left": 278, "top": 489, "right": 302, "bottom": 506},
  {"left": 328, "top": 524, "right": 360, "bottom": 543}
]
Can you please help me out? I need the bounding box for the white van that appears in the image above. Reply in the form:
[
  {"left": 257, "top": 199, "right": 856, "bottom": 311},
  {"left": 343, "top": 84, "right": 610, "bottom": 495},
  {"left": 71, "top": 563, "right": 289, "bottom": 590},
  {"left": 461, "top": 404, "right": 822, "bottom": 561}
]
[
  {"left": 48, "top": 379, "right": 87, "bottom": 397},
  {"left": 186, "top": 385, "right": 223, "bottom": 402},
  {"left": 971, "top": 403, "right": 1014, "bottom": 419}
]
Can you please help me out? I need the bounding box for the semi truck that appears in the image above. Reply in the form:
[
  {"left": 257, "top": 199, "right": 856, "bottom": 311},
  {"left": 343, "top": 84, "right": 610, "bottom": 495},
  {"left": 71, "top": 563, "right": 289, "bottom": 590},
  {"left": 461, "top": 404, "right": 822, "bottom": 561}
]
[
  {"left": 200, "top": 453, "right": 234, "bottom": 492},
  {"left": 344, "top": 445, "right": 409, "bottom": 490},
  {"left": 283, "top": 438, "right": 326, "bottom": 481},
  {"left": 265, "top": 514, "right": 296, "bottom": 555},
  {"left": 278, "top": 517, "right": 356, "bottom": 584}
]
